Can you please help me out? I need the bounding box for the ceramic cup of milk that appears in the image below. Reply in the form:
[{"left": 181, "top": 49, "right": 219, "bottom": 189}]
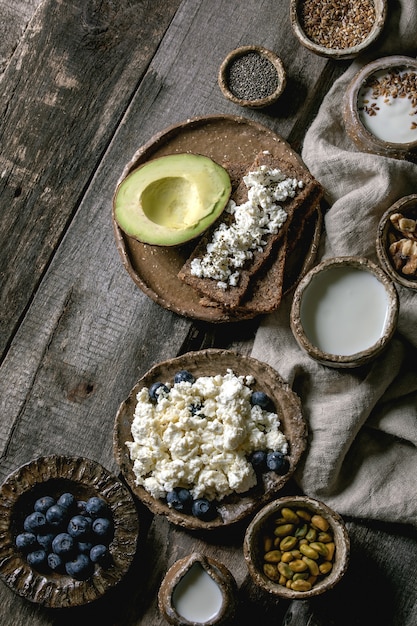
[
  {"left": 343, "top": 55, "right": 417, "bottom": 161},
  {"left": 158, "top": 552, "right": 237, "bottom": 625},
  {"left": 290, "top": 256, "right": 398, "bottom": 368}
]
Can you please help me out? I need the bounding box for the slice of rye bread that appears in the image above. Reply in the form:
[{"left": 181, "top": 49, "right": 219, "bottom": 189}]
[
  {"left": 178, "top": 151, "right": 323, "bottom": 309},
  {"left": 198, "top": 183, "right": 322, "bottom": 315}
]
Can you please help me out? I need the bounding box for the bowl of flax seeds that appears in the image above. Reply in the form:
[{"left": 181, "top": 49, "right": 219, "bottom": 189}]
[{"left": 290, "top": 0, "right": 387, "bottom": 60}]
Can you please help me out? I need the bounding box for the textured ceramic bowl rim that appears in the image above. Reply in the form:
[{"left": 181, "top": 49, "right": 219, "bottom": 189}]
[
  {"left": 290, "top": 256, "right": 399, "bottom": 368},
  {"left": 343, "top": 55, "right": 417, "bottom": 160},
  {"left": 290, "top": 0, "right": 387, "bottom": 60},
  {"left": 376, "top": 194, "right": 417, "bottom": 290},
  {"left": 0, "top": 455, "right": 139, "bottom": 608},
  {"left": 218, "top": 45, "right": 286, "bottom": 109},
  {"left": 158, "top": 552, "right": 238, "bottom": 626},
  {"left": 243, "top": 495, "right": 350, "bottom": 599}
]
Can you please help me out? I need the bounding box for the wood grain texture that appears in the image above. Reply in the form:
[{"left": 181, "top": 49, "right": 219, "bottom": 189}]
[{"left": 0, "top": 0, "right": 416, "bottom": 624}]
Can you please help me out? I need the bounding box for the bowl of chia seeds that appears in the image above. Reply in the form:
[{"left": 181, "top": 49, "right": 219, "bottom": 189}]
[
  {"left": 290, "top": 0, "right": 387, "bottom": 60},
  {"left": 218, "top": 46, "right": 286, "bottom": 109}
]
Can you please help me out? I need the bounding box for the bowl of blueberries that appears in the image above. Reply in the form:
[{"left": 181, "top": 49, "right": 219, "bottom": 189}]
[
  {"left": 114, "top": 349, "right": 308, "bottom": 530},
  {"left": 0, "top": 455, "right": 139, "bottom": 607}
]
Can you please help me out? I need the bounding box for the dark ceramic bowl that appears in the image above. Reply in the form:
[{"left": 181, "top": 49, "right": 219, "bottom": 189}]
[
  {"left": 218, "top": 46, "right": 286, "bottom": 108},
  {"left": 0, "top": 455, "right": 139, "bottom": 608},
  {"left": 343, "top": 56, "right": 417, "bottom": 161},
  {"left": 158, "top": 552, "right": 237, "bottom": 626},
  {"left": 244, "top": 495, "right": 350, "bottom": 599},
  {"left": 290, "top": 0, "right": 387, "bottom": 60},
  {"left": 376, "top": 194, "right": 417, "bottom": 290},
  {"left": 290, "top": 256, "right": 398, "bottom": 368}
]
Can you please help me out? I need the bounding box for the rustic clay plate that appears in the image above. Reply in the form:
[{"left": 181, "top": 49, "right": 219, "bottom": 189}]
[
  {"left": 112, "top": 115, "right": 322, "bottom": 323},
  {"left": 114, "top": 349, "right": 307, "bottom": 530},
  {"left": 0, "top": 455, "right": 139, "bottom": 608}
]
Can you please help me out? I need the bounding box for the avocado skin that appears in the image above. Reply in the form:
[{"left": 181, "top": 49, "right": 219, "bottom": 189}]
[{"left": 114, "top": 153, "right": 231, "bottom": 246}]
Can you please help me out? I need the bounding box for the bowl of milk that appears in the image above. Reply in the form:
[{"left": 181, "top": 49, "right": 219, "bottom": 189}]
[
  {"left": 343, "top": 55, "right": 417, "bottom": 161},
  {"left": 290, "top": 256, "right": 398, "bottom": 368}
]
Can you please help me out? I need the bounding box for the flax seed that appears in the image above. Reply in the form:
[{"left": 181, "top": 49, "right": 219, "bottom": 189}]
[{"left": 299, "top": 0, "right": 376, "bottom": 50}]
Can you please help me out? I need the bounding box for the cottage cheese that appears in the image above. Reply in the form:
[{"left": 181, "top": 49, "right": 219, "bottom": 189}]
[
  {"left": 127, "top": 369, "right": 288, "bottom": 502},
  {"left": 190, "top": 157, "right": 304, "bottom": 289}
]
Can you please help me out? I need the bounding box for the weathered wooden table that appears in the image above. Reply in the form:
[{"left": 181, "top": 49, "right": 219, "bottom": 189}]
[{"left": 1, "top": 1, "right": 416, "bottom": 624}]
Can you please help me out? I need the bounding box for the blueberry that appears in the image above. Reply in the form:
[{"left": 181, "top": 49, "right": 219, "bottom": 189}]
[
  {"left": 92, "top": 517, "right": 113, "bottom": 542},
  {"left": 33, "top": 496, "right": 55, "bottom": 513},
  {"left": 174, "top": 370, "right": 195, "bottom": 384},
  {"left": 166, "top": 488, "right": 193, "bottom": 512},
  {"left": 191, "top": 498, "right": 217, "bottom": 521},
  {"left": 37, "top": 532, "right": 55, "bottom": 551},
  {"left": 67, "top": 514, "right": 92, "bottom": 539},
  {"left": 23, "top": 511, "right": 47, "bottom": 533},
  {"left": 250, "top": 450, "right": 268, "bottom": 473},
  {"left": 76, "top": 500, "right": 87, "bottom": 515},
  {"left": 65, "top": 554, "right": 94, "bottom": 580},
  {"left": 250, "top": 391, "right": 273, "bottom": 410},
  {"left": 15, "top": 532, "right": 37, "bottom": 553},
  {"left": 148, "top": 381, "right": 169, "bottom": 403},
  {"left": 189, "top": 402, "right": 203, "bottom": 416},
  {"left": 78, "top": 540, "right": 93, "bottom": 554},
  {"left": 47, "top": 552, "right": 65, "bottom": 573},
  {"left": 26, "top": 549, "right": 48, "bottom": 571},
  {"left": 90, "top": 544, "right": 111, "bottom": 567},
  {"left": 57, "top": 492, "right": 76, "bottom": 512},
  {"left": 46, "top": 504, "right": 67, "bottom": 528},
  {"left": 52, "top": 533, "right": 76, "bottom": 559},
  {"left": 266, "top": 451, "right": 289, "bottom": 474},
  {"left": 85, "top": 496, "right": 109, "bottom": 518}
]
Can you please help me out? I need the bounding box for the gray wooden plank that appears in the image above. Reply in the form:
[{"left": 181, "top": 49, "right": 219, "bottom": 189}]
[{"left": 0, "top": 0, "right": 182, "bottom": 358}]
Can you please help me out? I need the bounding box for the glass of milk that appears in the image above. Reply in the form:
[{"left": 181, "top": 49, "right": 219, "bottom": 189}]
[{"left": 290, "top": 256, "right": 398, "bottom": 368}]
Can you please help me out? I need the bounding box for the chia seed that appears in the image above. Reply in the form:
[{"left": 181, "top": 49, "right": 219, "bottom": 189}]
[{"left": 227, "top": 52, "right": 279, "bottom": 102}]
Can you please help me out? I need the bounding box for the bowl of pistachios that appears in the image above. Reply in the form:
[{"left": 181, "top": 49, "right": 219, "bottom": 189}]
[{"left": 243, "top": 495, "right": 350, "bottom": 599}]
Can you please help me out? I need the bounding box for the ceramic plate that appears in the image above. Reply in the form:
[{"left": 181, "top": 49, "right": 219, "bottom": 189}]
[
  {"left": 112, "top": 115, "right": 322, "bottom": 323},
  {"left": 0, "top": 455, "right": 139, "bottom": 608},
  {"left": 114, "top": 349, "right": 308, "bottom": 530}
]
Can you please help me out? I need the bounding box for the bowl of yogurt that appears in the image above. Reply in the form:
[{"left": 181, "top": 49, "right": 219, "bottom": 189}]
[
  {"left": 343, "top": 56, "right": 417, "bottom": 161},
  {"left": 290, "top": 256, "right": 398, "bottom": 368}
]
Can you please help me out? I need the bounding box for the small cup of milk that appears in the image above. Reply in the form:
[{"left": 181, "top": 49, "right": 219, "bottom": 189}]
[
  {"left": 290, "top": 256, "right": 398, "bottom": 368},
  {"left": 158, "top": 552, "right": 237, "bottom": 626},
  {"left": 343, "top": 55, "right": 417, "bottom": 161}
]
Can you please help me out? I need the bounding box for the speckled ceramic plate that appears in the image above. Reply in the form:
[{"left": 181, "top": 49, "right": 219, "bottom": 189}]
[
  {"left": 112, "top": 115, "right": 322, "bottom": 323},
  {"left": 0, "top": 456, "right": 139, "bottom": 608},
  {"left": 113, "top": 349, "right": 308, "bottom": 530}
]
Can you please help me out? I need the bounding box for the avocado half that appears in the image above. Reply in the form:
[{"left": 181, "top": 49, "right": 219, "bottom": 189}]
[{"left": 113, "top": 153, "right": 232, "bottom": 246}]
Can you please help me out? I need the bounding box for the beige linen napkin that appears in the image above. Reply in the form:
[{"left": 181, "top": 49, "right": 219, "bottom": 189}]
[{"left": 251, "top": 0, "right": 417, "bottom": 526}]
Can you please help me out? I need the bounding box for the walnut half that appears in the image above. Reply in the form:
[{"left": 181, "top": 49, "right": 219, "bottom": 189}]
[
  {"left": 389, "top": 212, "right": 417, "bottom": 241},
  {"left": 389, "top": 238, "right": 417, "bottom": 276}
]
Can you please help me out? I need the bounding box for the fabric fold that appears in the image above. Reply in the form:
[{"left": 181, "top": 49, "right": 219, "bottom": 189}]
[{"left": 251, "top": 0, "right": 417, "bottom": 526}]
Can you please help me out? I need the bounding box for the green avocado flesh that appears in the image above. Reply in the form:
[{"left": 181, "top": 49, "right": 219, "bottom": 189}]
[{"left": 114, "top": 153, "right": 232, "bottom": 246}]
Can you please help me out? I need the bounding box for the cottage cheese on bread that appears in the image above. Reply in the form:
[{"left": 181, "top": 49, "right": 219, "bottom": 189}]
[{"left": 127, "top": 370, "right": 288, "bottom": 501}]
